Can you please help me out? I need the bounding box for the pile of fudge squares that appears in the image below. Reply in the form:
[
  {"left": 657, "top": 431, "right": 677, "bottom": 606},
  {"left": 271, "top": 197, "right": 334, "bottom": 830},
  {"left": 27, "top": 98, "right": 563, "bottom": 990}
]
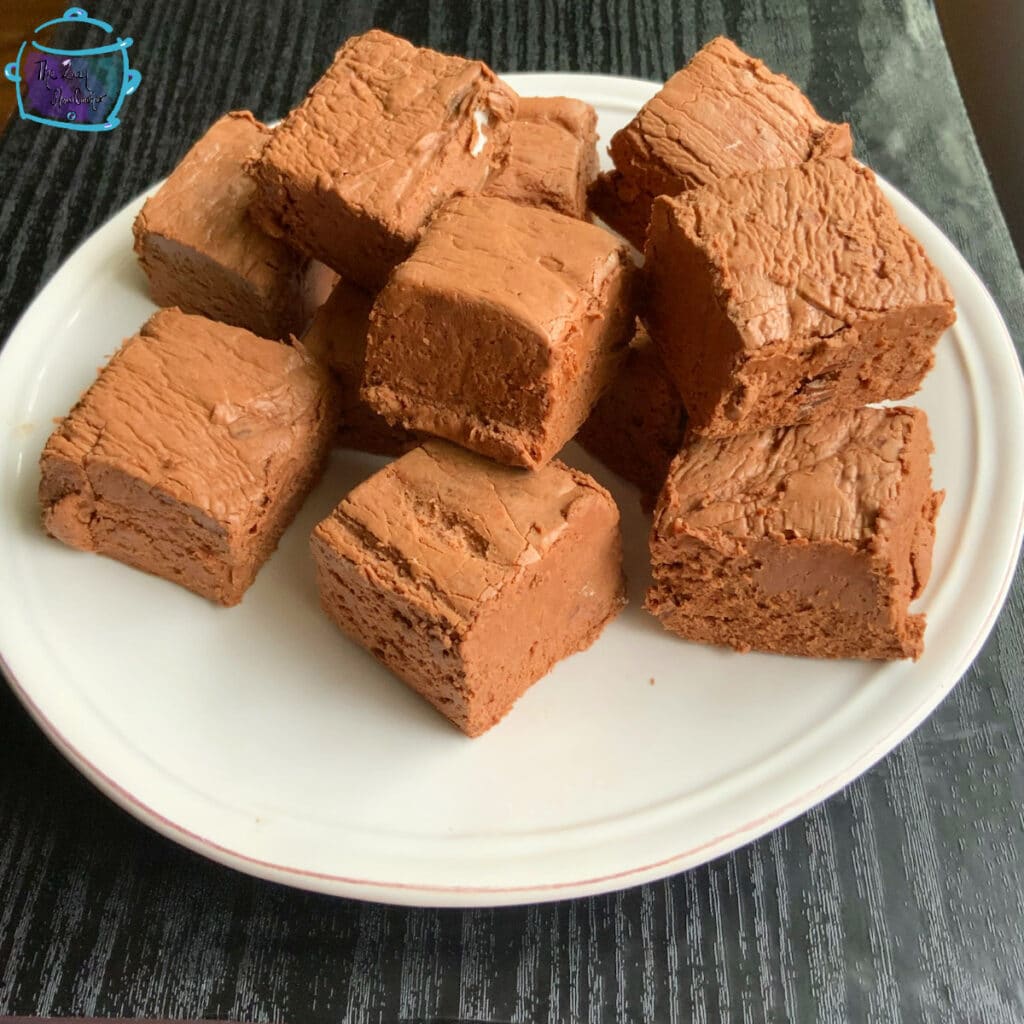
[{"left": 39, "top": 31, "right": 955, "bottom": 737}]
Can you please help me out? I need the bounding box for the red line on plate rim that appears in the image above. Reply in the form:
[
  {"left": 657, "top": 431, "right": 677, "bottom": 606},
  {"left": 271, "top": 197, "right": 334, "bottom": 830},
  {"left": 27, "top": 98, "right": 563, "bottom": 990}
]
[{"left": 1, "top": 535, "right": 1018, "bottom": 901}]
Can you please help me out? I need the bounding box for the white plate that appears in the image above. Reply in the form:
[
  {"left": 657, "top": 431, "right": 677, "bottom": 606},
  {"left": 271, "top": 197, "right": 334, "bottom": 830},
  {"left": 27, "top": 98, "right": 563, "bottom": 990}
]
[{"left": 1, "top": 74, "right": 1022, "bottom": 907}]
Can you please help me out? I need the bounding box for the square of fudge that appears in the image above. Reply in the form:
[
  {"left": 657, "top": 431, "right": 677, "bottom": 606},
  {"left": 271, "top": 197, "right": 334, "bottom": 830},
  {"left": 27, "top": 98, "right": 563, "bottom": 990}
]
[
  {"left": 362, "top": 195, "right": 639, "bottom": 469},
  {"left": 577, "top": 322, "right": 687, "bottom": 510},
  {"left": 483, "top": 96, "right": 598, "bottom": 219},
  {"left": 302, "top": 278, "right": 418, "bottom": 456},
  {"left": 247, "top": 30, "right": 518, "bottom": 291},
  {"left": 644, "top": 158, "right": 956, "bottom": 437},
  {"left": 39, "top": 309, "right": 336, "bottom": 606},
  {"left": 645, "top": 406, "right": 942, "bottom": 660},
  {"left": 311, "top": 440, "right": 626, "bottom": 736},
  {"left": 588, "top": 36, "right": 851, "bottom": 248},
  {"left": 133, "top": 111, "right": 336, "bottom": 340}
]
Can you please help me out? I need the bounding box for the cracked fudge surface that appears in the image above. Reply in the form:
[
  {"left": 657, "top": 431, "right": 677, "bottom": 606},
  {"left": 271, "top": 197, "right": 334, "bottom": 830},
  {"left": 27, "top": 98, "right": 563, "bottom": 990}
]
[
  {"left": 646, "top": 406, "right": 942, "bottom": 660},
  {"left": 483, "top": 96, "right": 599, "bottom": 219},
  {"left": 39, "top": 309, "right": 335, "bottom": 606},
  {"left": 588, "top": 36, "right": 851, "bottom": 248},
  {"left": 362, "top": 194, "right": 639, "bottom": 469},
  {"left": 133, "top": 111, "right": 335, "bottom": 340},
  {"left": 302, "top": 278, "right": 418, "bottom": 456},
  {"left": 577, "top": 322, "right": 687, "bottom": 510},
  {"left": 311, "top": 440, "right": 626, "bottom": 737},
  {"left": 644, "top": 157, "right": 956, "bottom": 438},
  {"left": 247, "top": 30, "right": 518, "bottom": 291}
]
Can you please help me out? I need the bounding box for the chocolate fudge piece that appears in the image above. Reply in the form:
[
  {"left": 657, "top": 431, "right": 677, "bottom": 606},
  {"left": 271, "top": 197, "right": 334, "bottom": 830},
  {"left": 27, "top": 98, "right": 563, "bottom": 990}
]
[
  {"left": 133, "top": 111, "right": 335, "bottom": 339},
  {"left": 645, "top": 406, "right": 942, "bottom": 660},
  {"left": 302, "top": 278, "right": 418, "bottom": 456},
  {"left": 645, "top": 158, "right": 956, "bottom": 438},
  {"left": 576, "top": 323, "right": 687, "bottom": 510},
  {"left": 589, "top": 36, "right": 851, "bottom": 248},
  {"left": 247, "top": 30, "right": 518, "bottom": 291},
  {"left": 311, "top": 441, "right": 626, "bottom": 736},
  {"left": 39, "top": 309, "right": 335, "bottom": 606},
  {"left": 483, "top": 96, "right": 598, "bottom": 219},
  {"left": 363, "top": 195, "right": 639, "bottom": 469}
]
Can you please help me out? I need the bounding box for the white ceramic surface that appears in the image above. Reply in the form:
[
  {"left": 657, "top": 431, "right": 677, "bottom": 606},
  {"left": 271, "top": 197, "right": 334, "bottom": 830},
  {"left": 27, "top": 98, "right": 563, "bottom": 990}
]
[{"left": 1, "top": 74, "right": 1022, "bottom": 907}]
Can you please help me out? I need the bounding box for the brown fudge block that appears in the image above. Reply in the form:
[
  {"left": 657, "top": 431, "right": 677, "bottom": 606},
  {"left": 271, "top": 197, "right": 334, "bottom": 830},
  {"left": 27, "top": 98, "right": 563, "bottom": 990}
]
[
  {"left": 483, "top": 96, "right": 599, "bottom": 219},
  {"left": 39, "top": 309, "right": 335, "bottom": 606},
  {"left": 302, "top": 278, "right": 418, "bottom": 456},
  {"left": 311, "top": 441, "right": 627, "bottom": 736},
  {"left": 589, "top": 36, "right": 852, "bottom": 248},
  {"left": 645, "top": 406, "right": 942, "bottom": 660},
  {"left": 576, "top": 322, "right": 687, "bottom": 510},
  {"left": 133, "top": 111, "right": 335, "bottom": 339},
  {"left": 247, "top": 30, "right": 518, "bottom": 291},
  {"left": 362, "top": 195, "right": 639, "bottom": 469},
  {"left": 644, "top": 158, "right": 956, "bottom": 437}
]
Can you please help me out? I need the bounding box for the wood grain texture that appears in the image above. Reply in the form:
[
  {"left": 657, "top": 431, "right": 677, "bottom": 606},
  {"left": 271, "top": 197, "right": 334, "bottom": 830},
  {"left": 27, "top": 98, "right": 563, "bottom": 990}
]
[{"left": 1, "top": 1, "right": 1023, "bottom": 1022}]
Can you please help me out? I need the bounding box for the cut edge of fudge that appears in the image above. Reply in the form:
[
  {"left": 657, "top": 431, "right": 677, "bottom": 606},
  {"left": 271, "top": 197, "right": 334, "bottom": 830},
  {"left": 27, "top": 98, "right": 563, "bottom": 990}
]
[
  {"left": 39, "top": 308, "right": 337, "bottom": 606},
  {"left": 644, "top": 157, "right": 956, "bottom": 437},
  {"left": 311, "top": 440, "right": 627, "bottom": 736},
  {"left": 133, "top": 110, "right": 333, "bottom": 340},
  {"left": 362, "top": 195, "right": 640, "bottom": 469},
  {"left": 589, "top": 36, "right": 852, "bottom": 249},
  {"left": 644, "top": 406, "right": 942, "bottom": 660}
]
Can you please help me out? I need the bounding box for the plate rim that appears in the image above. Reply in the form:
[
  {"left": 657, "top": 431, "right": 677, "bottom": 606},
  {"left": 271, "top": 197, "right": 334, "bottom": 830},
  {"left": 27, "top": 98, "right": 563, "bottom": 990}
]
[{"left": 1, "top": 71, "right": 1022, "bottom": 907}]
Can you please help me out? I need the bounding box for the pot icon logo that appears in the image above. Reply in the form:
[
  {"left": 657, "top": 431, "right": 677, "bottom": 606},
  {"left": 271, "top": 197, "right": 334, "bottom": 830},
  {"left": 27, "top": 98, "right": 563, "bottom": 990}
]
[{"left": 4, "top": 7, "right": 141, "bottom": 132}]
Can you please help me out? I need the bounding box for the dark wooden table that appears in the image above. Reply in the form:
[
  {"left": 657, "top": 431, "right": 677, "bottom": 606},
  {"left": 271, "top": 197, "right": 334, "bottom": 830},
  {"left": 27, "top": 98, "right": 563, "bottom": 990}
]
[{"left": 2, "top": 2, "right": 1023, "bottom": 1021}]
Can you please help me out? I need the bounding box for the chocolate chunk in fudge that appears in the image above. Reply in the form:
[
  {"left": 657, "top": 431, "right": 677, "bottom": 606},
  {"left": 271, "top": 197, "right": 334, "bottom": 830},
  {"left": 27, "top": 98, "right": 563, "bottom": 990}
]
[
  {"left": 302, "top": 278, "right": 419, "bottom": 456},
  {"left": 589, "top": 37, "right": 851, "bottom": 248},
  {"left": 247, "top": 30, "right": 518, "bottom": 291},
  {"left": 363, "top": 195, "right": 639, "bottom": 469},
  {"left": 133, "top": 111, "right": 334, "bottom": 339},
  {"left": 576, "top": 322, "right": 687, "bottom": 510},
  {"left": 645, "top": 157, "right": 955, "bottom": 437},
  {"left": 484, "top": 96, "right": 599, "bottom": 219},
  {"left": 40, "top": 308, "right": 335, "bottom": 605},
  {"left": 645, "top": 406, "right": 942, "bottom": 660},
  {"left": 311, "top": 440, "right": 627, "bottom": 736}
]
